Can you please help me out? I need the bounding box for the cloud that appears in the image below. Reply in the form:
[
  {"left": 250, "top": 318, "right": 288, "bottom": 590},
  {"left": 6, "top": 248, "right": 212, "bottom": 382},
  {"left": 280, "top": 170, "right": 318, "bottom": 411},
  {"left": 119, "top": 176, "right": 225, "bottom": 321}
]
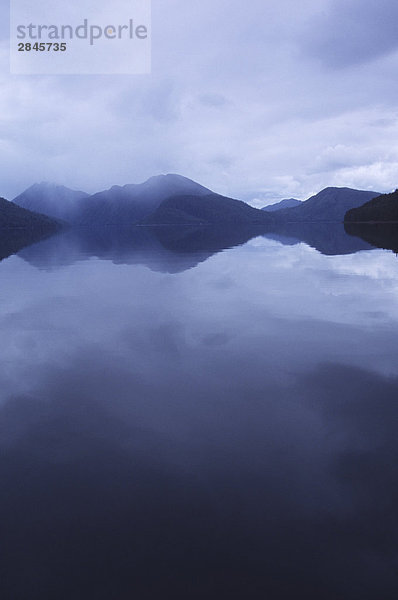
[
  {"left": 1, "top": 1, "right": 398, "bottom": 200},
  {"left": 302, "top": 0, "right": 398, "bottom": 68}
]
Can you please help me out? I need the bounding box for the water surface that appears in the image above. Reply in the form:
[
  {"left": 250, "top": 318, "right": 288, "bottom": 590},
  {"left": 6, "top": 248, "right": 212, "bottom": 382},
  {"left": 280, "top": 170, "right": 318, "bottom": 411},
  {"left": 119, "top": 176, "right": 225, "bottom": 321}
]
[{"left": 1, "top": 227, "right": 397, "bottom": 599}]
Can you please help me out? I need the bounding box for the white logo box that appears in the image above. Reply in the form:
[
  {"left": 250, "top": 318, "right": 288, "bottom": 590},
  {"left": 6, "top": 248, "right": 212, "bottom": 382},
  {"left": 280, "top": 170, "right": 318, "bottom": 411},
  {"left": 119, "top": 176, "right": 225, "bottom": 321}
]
[{"left": 10, "top": 0, "right": 151, "bottom": 75}]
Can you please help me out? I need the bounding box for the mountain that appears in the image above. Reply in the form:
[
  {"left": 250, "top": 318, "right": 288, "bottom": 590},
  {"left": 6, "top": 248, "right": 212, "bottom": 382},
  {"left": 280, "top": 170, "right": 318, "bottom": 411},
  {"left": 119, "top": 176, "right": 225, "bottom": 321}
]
[
  {"left": 11, "top": 175, "right": 272, "bottom": 228},
  {"left": 143, "top": 193, "right": 273, "bottom": 226},
  {"left": 0, "top": 196, "right": 61, "bottom": 261},
  {"left": 75, "top": 174, "right": 213, "bottom": 226},
  {"left": 0, "top": 196, "right": 60, "bottom": 231},
  {"left": 273, "top": 187, "right": 381, "bottom": 222},
  {"left": 262, "top": 198, "right": 302, "bottom": 212},
  {"left": 344, "top": 190, "right": 398, "bottom": 222},
  {"left": 13, "top": 182, "right": 89, "bottom": 222},
  {"left": 13, "top": 178, "right": 380, "bottom": 229}
]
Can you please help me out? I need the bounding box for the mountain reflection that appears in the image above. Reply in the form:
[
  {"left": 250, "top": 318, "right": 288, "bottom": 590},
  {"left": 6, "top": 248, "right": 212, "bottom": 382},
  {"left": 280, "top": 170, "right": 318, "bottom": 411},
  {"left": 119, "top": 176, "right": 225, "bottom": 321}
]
[
  {"left": 15, "top": 222, "right": 379, "bottom": 274},
  {"left": 263, "top": 222, "right": 374, "bottom": 255},
  {"left": 18, "top": 224, "right": 271, "bottom": 273},
  {"left": 0, "top": 228, "right": 57, "bottom": 263},
  {"left": 344, "top": 222, "right": 398, "bottom": 255}
]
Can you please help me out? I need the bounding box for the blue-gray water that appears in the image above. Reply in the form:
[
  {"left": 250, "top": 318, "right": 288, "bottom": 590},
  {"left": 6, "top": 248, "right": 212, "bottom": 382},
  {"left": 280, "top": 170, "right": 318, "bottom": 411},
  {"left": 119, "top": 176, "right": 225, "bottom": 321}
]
[{"left": 1, "top": 228, "right": 398, "bottom": 599}]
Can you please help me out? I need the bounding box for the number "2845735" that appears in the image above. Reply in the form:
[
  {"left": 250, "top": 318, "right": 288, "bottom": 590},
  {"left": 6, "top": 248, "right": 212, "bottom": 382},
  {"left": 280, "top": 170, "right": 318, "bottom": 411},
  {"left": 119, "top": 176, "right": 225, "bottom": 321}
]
[{"left": 18, "top": 43, "right": 67, "bottom": 52}]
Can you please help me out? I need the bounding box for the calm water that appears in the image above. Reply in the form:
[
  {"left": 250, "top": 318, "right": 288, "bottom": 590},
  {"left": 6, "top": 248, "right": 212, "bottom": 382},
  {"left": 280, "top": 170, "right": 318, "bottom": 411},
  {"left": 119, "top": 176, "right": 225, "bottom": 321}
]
[{"left": 1, "top": 227, "right": 398, "bottom": 599}]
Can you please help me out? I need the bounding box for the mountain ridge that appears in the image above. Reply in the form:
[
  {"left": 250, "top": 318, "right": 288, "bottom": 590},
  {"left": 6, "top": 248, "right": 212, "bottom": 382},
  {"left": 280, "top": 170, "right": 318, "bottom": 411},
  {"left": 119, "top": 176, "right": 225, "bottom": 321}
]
[
  {"left": 0, "top": 196, "right": 61, "bottom": 231},
  {"left": 262, "top": 198, "right": 302, "bottom": 212},
  {"left": 273, "top": 187, "right": 381, "bottom": 222},
  {"left": 10, "top": 177, "right": 387, "bottom": 228},
  {"left": 344, "top": 189, "right": 398, "bottom": 222},
  {"left": 0, "top": 196, "right": 61, "bottom": 261},
  {"left": 13, "top": 183, "right": 89, "bottom": 223},
  {"left": 74, "top": 174, "right": 213, "bottom": 226},
  {"left": 143, "top": 193, "right": 273, "bottom": 226}
]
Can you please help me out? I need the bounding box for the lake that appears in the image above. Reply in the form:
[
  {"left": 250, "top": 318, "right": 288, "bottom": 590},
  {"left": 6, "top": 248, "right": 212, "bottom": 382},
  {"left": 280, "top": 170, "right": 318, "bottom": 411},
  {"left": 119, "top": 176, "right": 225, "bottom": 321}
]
[{"left": 1, "top": 226, "right": 397, "bottom": 599}]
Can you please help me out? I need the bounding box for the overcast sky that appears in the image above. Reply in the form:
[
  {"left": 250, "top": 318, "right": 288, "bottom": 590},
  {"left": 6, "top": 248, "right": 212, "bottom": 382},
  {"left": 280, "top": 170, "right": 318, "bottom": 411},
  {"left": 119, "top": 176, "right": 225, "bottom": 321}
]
[{"left": 1, "top": 0, "right": 398, "bottom": 205}]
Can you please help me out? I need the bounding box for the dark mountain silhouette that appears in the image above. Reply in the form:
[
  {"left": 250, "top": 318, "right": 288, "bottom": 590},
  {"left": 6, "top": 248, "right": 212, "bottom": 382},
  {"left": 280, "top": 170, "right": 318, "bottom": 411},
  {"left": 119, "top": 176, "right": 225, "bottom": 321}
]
[
  {"left": 262, "top": 198, "right": 302, "bottom": 212},
  {"left": 344, "top": 222, "right": 398, "bottom": 254},
  {"left": 0, "top": 196, "right": 61, "bottom": 261},
  {"left": 13, "top": 182, "right": 89, "bottom": 222},
  {"left": 12, "top": 175, "right": 212, "bottom": 226},
  {"left": 143, "top": 193, "right": 273, "bottom": 226},
  {"left": 7, "top": 176, "right": 387, "bottom": 262},
  {"left": 74, "top": 174, "right": 212, "bottom": 226},
  {"left": 11, "top": 179, "right": 383, "bottom": 229},
  {"left": 273, "top": 187, "right": 380, "bottom": 222},
  {"left": 0, "top": 196, "right": 59, "bottom": 231},
  {"left": 344, "top": 189, "right": 398, "bottom": 222}
]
